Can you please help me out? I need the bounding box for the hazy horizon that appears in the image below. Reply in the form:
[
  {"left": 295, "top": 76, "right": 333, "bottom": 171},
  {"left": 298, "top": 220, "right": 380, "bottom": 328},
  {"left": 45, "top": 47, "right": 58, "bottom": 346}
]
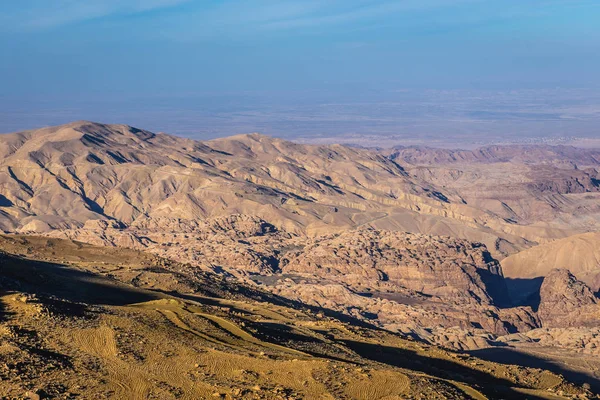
[{"left": 2, "top": 1, "right": 599, "bottom": 147}]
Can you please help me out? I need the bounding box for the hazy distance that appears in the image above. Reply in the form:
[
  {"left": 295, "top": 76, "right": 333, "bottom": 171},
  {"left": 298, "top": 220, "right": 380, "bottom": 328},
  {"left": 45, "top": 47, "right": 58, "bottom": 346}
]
[{"left": 1, "top": 1, "right": 599, "bottom": 147}]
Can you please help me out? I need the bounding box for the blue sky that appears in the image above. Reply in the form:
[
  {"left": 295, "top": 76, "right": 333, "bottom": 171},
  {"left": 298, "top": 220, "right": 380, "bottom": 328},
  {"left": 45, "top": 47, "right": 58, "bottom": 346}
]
[{"left": 1, "top": 1, "right": 599, "bottom": 142}]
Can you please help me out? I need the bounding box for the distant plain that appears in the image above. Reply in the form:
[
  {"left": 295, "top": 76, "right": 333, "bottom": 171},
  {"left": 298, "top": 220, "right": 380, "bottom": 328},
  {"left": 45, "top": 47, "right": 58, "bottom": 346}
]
[{"left": 3, "top": 88, "right": 599, "bottom": 148}]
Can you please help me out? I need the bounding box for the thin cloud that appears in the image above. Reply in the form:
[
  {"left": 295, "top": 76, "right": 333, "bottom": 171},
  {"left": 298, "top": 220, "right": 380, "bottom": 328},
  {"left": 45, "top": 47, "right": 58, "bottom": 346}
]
[
  {"left": 1, "top": 0, "right": 192, "bottom": 30},
  {"left": 258, "top": 1, "right": 472, "bottom": 31},
  {"left": 3, "top": 0, "right": 597, "bottom": 37},
  {"left": 154, "top": 0, "right": 483, "bottom": 41}
]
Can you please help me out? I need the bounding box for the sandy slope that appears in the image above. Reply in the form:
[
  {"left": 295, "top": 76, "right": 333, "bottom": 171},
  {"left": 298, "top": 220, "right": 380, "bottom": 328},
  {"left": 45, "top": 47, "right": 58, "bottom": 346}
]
[{"left": 502, "top": 232, "right": 600, "bottom": 290}]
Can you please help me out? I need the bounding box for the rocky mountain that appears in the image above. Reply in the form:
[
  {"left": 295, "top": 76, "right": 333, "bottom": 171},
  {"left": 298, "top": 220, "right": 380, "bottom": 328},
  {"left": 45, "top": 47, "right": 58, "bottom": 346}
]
[
  {"left": 2, "top": 121, "right": 600, "bottom": 395},
  {"left": 388, "top": 145, "right": 600, "bottom": 240},
  {"left": 388, "top": 144, "right": 600, "bottom": 167},
  {"left": 3, "top": 121, "right": 595, "bottom": 256}
]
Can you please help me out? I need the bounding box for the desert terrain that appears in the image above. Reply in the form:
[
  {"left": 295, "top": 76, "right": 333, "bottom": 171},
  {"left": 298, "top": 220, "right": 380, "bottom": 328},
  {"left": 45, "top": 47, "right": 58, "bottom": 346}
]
[{"left": 1, "top": 121, "right": 600, "bottom": 398}]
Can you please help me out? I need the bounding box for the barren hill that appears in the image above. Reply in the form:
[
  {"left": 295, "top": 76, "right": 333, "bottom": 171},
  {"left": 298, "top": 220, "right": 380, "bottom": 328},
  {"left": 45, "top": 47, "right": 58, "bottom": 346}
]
[
  {"left": 502, "top": 232, "right": 600, "bottom": 293},
  {"left": 389, "top": 144, "right": 600, "bottom": 239},
  {"left": 3, "top": 121, "right": 598, "bottom": 257}
]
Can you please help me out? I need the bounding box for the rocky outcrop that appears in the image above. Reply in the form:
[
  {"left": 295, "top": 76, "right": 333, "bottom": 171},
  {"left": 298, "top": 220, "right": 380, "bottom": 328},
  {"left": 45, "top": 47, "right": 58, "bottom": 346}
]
[
  {"left": 50, "top": 223, "right": 540, "bottom": 345},
  {"left": 498, "top": 327, "right": 600, "bottom": 356},
  {"left": 282, "top": 229, "right": 511, "bottom": 307},
  {"left": 538, "top": 269, "right": 600, "bottom": 327}
]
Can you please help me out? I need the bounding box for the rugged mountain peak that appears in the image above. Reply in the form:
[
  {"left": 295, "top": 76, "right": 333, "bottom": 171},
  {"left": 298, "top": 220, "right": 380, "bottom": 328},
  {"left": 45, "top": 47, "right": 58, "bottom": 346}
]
[
  {"left": 209, "top": 132, "right": 305, "bottom": 159},
  {"left": 226, "top": 132, "right": 278, "bottom": 142},
  {"left": 0, "top": 121, "right": 182, "bottom": 167},
  {"left": 74, "top": 121, "right": 157, "bottom": 142},
  {"left": 2, "top": 120, "right": 153, "bottom": 145}
]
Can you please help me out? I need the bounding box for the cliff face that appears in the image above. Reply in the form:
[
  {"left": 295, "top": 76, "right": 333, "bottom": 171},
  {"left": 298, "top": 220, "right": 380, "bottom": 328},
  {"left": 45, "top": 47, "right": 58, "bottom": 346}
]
[{"left": 282, "top": 229, "right": 510, "bottom": 307}]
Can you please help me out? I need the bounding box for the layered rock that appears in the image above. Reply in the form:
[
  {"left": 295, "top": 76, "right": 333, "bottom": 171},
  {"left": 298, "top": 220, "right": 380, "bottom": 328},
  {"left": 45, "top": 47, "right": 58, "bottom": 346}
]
[
  {"left": 504, "top": 327, "right": 600, "bottom": 356},
  {"left": 388, "top": 145, "right": 600, "bottom": 237},
  {"left": 282, "top": 229, "right": 511, "bottom": 307}
]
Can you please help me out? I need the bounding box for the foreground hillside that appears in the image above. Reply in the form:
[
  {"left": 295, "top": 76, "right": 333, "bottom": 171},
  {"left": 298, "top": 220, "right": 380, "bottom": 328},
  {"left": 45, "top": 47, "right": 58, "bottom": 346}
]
[{"left": 1, "top": 236, "right": 587, "bottom": 399}]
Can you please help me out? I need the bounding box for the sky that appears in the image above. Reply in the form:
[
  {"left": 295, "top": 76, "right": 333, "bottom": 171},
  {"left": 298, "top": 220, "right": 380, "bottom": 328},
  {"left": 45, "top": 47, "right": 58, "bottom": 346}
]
[{"left": 1, "top": 1, "right": 599, "bottom": 145}]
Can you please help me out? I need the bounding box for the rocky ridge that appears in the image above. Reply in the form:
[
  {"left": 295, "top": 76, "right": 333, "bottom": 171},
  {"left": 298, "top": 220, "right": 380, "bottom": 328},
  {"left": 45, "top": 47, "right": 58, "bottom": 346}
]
[
  {"left": 1, "top": 121, "right": 600, "bottom": 357},
  {"left": 3, "top": 121, "right": 596, "bottom": 256}
]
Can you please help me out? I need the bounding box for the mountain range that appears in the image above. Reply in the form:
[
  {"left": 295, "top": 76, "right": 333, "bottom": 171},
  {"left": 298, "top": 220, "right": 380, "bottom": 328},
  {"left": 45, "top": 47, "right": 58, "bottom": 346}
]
[{"left": 1, "top": 121, "right": 600, "bottom": 398}]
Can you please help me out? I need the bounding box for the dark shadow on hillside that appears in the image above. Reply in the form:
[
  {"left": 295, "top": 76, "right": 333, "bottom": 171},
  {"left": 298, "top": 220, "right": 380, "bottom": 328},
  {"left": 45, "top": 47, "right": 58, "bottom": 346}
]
[
  {"left": 469, "top": 347, "right": 600, "bottom": 395},
  {"left": 505, "top": 277, "right": 544, "bottom": 310},
  {"left": 0, "top": 194, "right": 13, "bottom": 207},
  {"left": 82, "top": 196, "right": 105, "bottom": 215},
  {"left": 143, "top": 269, "right": 388, "bottom": 332},
  {"left": 0, "top": 252, "right": 160, "bottom": 310},
  {"left": 0, "top": 290, "right": 13, "bottom": 323},
  {"left": 477, "top": 267, "right": 512, "bottom": 308},
  {"left": 344, "top": 340, "right": 552, "bottom": 399}
]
